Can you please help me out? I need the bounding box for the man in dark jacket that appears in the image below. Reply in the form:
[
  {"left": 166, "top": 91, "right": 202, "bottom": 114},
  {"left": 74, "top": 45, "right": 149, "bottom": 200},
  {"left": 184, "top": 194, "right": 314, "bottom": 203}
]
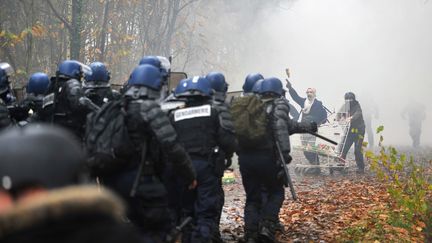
[
  {"left": 0, "top": 124, "right": 142, "bottom": 243},
  {"left": 339, "top": 92, "right": 366, "bottom": 173},
  {"left": 286, "top": 80, "right": 327, "bottom": 173}
]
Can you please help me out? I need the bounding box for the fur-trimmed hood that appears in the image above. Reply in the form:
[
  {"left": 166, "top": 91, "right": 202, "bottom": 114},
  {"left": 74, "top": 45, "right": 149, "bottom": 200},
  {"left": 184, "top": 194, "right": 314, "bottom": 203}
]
[{"left": 0, "top": 185, "right": 126, "bottom": 238}]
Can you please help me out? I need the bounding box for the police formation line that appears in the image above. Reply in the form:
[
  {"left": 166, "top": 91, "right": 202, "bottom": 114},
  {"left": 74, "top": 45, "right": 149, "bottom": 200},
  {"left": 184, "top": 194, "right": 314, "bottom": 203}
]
[{"left": 0, "top": 57, "right": 364, "bottom": 243}]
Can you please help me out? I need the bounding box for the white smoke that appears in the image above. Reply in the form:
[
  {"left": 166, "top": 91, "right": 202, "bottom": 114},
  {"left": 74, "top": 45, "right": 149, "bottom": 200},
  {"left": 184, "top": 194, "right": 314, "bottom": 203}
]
[{"left": 193, "top": 0, "right": 432, "bottom": 146}]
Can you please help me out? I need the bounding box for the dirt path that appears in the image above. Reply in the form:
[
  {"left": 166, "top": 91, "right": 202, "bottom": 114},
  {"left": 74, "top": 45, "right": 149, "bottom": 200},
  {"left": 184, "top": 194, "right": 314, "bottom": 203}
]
[{"left": 219, "top": 159, "right": 388, "bottom": 242}]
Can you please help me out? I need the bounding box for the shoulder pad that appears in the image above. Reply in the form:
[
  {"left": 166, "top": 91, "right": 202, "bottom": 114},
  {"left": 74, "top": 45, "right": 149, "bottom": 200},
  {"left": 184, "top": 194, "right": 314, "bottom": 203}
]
[
  {"left": 270, "top": 98, "right": 290, "bottom": 117},
  {"left": 215, "top": 104, "right": 235, "bottom": 133}
]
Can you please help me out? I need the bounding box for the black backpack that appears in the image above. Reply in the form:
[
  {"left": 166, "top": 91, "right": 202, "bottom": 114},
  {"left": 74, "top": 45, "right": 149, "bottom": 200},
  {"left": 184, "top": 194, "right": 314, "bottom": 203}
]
[{"left": 85, "top": 99, "right": 134, "bottom": 176}]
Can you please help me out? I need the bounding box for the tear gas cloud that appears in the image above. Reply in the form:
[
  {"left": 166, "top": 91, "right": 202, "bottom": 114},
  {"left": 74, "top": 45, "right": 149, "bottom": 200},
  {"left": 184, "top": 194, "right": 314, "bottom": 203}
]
[{"left": 188, "top": 0, "right": 432, "bottom": 146}]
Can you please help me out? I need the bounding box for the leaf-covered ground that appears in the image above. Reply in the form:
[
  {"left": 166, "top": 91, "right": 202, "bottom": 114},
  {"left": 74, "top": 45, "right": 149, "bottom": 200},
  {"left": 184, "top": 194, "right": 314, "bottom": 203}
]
[{"left": 219, "top": 150, "right": 429, "bottom": 242}]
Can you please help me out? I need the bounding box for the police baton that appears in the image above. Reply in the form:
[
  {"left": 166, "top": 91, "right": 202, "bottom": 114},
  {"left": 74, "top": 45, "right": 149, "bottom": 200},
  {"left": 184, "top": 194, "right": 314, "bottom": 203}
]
[
  {"left": 308, "top": 132, "right": 338, "bottom": 146},
  {"left": 275, "top": 141, "right": 297, "bottom": 201}
]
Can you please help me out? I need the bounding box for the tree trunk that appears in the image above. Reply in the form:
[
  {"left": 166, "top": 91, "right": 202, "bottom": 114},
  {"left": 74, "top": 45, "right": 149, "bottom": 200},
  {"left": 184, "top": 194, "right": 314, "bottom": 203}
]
[
  {"left": 99, "top": 0, "right": 110, "bottom": 62},
  {"left": 70, "top": 0, "right": 83, "bottom": 60}
]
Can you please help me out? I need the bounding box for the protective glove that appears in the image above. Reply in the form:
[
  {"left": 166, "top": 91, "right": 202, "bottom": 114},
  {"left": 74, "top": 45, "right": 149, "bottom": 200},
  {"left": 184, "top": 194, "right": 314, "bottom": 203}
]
[
  {"left": 309, "top": 121, "right": 318, "bottom": 133},
  {"left": 282, "top": 154, "right": 293, "bottom": 164},
  {"left": 277, "top": 169, "right": 288, "bottom": 185}
]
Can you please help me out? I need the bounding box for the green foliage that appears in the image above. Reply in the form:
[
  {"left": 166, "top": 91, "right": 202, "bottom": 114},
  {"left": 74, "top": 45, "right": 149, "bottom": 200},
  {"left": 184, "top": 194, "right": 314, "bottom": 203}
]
[{"left": 365, "top": 126, "right": 431, "bottom": 231}]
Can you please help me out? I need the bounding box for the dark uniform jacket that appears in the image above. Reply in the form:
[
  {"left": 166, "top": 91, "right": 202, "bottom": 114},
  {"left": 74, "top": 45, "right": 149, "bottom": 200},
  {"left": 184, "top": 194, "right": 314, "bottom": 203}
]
[
  {"left": 263, "top": 97, "right": 316, "bottom": 162},
  {"left": 42, "top": 78, "right": 90, "bottom": 138},
  {"left": 339, "top": 100, "right": 365, "bottom": 130},
  {"left": 0, "top": 101, "right": 11, "bottom": 129},
  {"left": 126, "top": 97, "right": 196, "bottom": 184}
]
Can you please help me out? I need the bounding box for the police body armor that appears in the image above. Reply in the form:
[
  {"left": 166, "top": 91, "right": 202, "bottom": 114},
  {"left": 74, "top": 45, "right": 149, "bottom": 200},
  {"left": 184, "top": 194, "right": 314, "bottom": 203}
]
[{"left": 171, "top": 103, "right": 218, "bottom": 160}]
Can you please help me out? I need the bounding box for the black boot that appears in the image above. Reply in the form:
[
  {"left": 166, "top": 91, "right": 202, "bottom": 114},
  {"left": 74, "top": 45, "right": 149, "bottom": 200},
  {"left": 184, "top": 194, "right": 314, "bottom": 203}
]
[
  {"left": 258, "top": 220, "right": 276, "bottom": 243},
  {"left": 274, "top": 220, "right": 285, "bottom": 233},
  {"left": 243, "top": 231, "right": 258, "bottom": 243}
]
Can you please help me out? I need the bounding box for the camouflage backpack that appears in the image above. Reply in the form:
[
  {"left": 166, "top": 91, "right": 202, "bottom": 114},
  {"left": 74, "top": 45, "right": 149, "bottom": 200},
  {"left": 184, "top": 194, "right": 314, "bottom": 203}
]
[{"left": 230, "top": 95, "right": 267, "bottom": 149}]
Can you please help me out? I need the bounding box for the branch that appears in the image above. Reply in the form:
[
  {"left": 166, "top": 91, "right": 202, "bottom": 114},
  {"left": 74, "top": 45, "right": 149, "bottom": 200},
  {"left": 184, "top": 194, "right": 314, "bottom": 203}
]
[
  {"left": 45, "top": 0, "right": 72, "bottom": 31},
  {"left": 178, "top": 0, "right": 199, "bottom": 13}
]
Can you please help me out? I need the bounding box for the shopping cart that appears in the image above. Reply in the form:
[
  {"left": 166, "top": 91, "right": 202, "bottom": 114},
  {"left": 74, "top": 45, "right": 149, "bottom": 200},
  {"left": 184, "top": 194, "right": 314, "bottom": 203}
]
[{"left": 292, "top": 105, "right": 354, "bottom": 176}]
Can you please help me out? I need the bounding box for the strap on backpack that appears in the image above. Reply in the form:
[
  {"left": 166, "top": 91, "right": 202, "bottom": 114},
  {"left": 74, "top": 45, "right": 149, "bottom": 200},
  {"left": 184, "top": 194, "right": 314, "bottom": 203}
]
[{"left": 130, "top": 139, "right": 148, "bottom": 197}]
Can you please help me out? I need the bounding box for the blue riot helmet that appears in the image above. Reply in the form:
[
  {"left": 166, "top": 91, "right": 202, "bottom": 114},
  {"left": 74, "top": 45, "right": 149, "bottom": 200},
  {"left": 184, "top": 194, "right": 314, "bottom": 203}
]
[
  {"left": 174, "top": 76, "right": 212, "bottom": 98},
  {"left": 27, "top": 72, "right": 50, "bottom": 95},
  {"left": 206, "top": 72, "right": 227, "bottom": 102},
  {"left": 139, "top": 56, "right": 161, "bottom": 67},
  {"left": 84, "top": 62, "right": 110, "bottom": 88},
  {"left": 125, "top": 64, "right": 163, "bottom": 100},
  {"left": 174, "top": 78, "right": 189, "bottom": 96},
  {"left": 243, "top": 73, "right": 264, "bottom": 93},
  {"left": 56, "top": 60, "right": 92, "bottom": 80},
  {"left": 206, "top": 72, "right": 228, "bottom": 93},
  {"left": 259, "top": 77, "right": 284, "bottom": 96},
  {"left": 139, "top": 56, "right": 170, "bottom": 82},
  {"left": 128, "top": 64, "right": 162, "bottom": 90},
  {"left": 252, "top": 78, "right": 264, "bottom": 94}
]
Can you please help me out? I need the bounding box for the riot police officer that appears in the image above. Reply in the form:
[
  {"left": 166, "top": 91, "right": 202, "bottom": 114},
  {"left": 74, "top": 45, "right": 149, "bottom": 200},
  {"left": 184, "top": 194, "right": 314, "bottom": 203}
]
[
  {"left": 98, "top": 64, "right": 197, "bottom": 242},
  {"left": 170, "top": 76, "right": 237, "bottom": 243},
  {"left": 206, "top": 71, "right": 236, "bottom": 242},
  {"left": 42, "top": 60, "right": 97, "bottom": 139},
  {"left": 3, "top": 71, "right": 50, "bottom": 125},
  {"left": 21, "top": 72, "right": 51, "bottom": 122},
  {"left": 239, "top": 77, "right": 317, "bottom": 243},
  {"left": 83, "top": 62, "right": 120, "bottom": 107}
]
